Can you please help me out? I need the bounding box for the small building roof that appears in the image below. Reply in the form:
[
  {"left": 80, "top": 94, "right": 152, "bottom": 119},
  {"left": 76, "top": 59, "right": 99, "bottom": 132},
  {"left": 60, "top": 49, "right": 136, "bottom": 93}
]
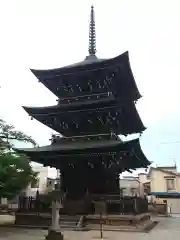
[
  {"left": 150, "top": 192, "right": 180, "bottom": 197},
  {"left": 148, "top": 167, "right": 180, "bottom": 178},
  {"left": 157, "top": 166, "right": 177, "bottom": 170}
]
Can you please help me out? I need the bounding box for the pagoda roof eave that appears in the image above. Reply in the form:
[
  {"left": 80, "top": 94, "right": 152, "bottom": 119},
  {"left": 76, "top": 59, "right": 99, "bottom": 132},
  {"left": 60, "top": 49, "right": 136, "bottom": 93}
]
[
  {"left": 14, "top": 138, "right": 150, "bottom": 169},
  {"left": 29, "top": 51, "right": 141, "bottom": 102},
  {"left": 22, "top": 96, "right": 115, "bottom": 115},
  {"left": 14, "top": 138, "right": 124, "bottom": 154},
  {"left": 22, "top": 100, "right": 146, "bottom": 137},
  {"left": 14, "top": 138, "right": 145, "bottom": 156},
  {"left": 22, "top": 104, "right": 146, "bottom": 136},
  {"left": 30, "top": 51, "right": 129, "bottom": 79}
]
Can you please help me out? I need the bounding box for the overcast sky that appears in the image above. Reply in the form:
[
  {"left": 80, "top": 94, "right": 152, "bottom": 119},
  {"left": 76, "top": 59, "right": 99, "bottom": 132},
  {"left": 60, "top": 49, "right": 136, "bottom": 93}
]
[{"left": 0, "top": 0, "right": 180, "bottom": 175}]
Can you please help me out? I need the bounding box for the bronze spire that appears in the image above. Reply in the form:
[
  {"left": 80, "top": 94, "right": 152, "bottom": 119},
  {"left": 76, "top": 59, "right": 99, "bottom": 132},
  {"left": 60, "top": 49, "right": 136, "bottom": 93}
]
[{"left": 88, "top": 5, "right": 96, "bottom": 55}]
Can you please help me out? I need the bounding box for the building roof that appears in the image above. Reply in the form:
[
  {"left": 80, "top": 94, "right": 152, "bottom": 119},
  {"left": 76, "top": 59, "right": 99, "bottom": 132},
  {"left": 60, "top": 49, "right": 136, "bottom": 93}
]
[
  {"left": 148, "top": 167, "right": 180, "bottom": 177},
  {"left": 30, "top": 51, "right": 126, "bottom": 79},
  {"left": 15, "top": 136, "right": 132, "bottom": 153},
  {"left": 157, "top": 166, "right": 177, "bottom": 169},
  {"left": 30, "top": 51, "right": 141, "bottom": 101},
  {"left": 23, "top": 102, "right": 145, "bottom": 136},
  {"left": 14, "top": 137, "right": 150, "bottom": 170},
  {"left": 150, "top": 192, "right": 180, "bottom": 197},
  {"left": 23, "top": 95, "right": 116, "bottom": 115},
  {"left": 121, "top": 177, "right": 140, "bottom": 183},
  {"left": 16, "top": 138, "right": 121, "bottom": 153}
]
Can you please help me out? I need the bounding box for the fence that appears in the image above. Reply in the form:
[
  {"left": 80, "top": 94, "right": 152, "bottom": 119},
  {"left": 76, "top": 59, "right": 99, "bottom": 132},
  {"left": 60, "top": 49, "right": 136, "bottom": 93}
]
[
  {"left": 17, "top": 194, "right": 148, "bottom": 215},
  {"left": 18, "top": 195, "right": 51, "bottom": 214},
  {"left": 105, "top": 196, "right": 148, "bottom": 215}
]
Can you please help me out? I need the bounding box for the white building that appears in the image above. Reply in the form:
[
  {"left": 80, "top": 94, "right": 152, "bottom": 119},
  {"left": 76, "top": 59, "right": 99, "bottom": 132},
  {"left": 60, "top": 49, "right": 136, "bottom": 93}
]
[
  {"left": 120, "top": 176, "right": 141, "bottom": 196},
  {"left": 119, "top": 173, "right": 150, "bottom": 197},
  {"left": 25, "top": 165, "right": 50, "bottom": 197}
]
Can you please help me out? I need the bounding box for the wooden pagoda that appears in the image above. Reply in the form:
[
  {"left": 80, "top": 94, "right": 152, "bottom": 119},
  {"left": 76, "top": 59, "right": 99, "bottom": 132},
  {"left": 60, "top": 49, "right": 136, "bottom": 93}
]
[{"left": 15, "top": 6, "right": 150, "bottom": 214}]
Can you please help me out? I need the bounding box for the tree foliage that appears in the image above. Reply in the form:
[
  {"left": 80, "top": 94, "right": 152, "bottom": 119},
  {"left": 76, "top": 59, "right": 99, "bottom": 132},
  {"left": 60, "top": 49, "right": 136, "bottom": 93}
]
[
  {"left": 0, "top": 119, "right": 37, "bottom": 150},
  {"left": 0, "top": 153, "right": 38, "bottom": 199},
  {"left": 0, "top": 118, "right": 38, "bottom": 199}
]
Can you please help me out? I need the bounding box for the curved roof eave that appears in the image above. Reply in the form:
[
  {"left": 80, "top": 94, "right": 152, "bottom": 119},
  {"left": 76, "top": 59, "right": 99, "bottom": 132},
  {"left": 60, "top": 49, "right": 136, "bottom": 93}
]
[
  {"left": 14, "top": 138, "right": 138, "bottom": 154},
  {"left": 14, "top": 138, "right": 150, "bottom": 167},
  {"left": 22, "top": 102, "right": 146, "bottom": 136},
  {"left": 22, "top": 96, "right": 115, "bottom": 115},
  {"left": 30, "top": 51, "right": 129, "bottom": 79}
]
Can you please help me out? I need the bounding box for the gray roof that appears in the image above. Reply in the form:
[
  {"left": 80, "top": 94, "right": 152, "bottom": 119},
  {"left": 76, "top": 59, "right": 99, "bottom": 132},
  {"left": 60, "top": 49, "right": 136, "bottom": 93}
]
[
  {"left": 15, "top": 139, "right": 122, "bottom": 153},
  {"left": 63, "top": 55, "right": 105, "bottom": 68},
  {"left": 30, "top": 51, "right": 128, "bottom": 79}
]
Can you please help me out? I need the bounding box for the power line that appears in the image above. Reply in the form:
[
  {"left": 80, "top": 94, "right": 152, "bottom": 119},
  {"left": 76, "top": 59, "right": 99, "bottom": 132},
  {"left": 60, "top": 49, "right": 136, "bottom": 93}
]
[{"left": 159, "top": 141, "right": 180, "bottom": 145}]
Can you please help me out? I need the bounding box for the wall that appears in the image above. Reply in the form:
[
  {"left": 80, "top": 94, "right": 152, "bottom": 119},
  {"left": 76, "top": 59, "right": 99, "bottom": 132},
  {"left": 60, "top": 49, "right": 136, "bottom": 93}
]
[
  {"left": 25, "top": 165, "right": 49, "bottom": 196},
  {"left": 120, "top": 179, "right": 140, "bottom": 196},
  {"left": 150, "top": 169, "right": 180, "bottom": 193},
  {"left": 138, "top": 173, "right": 149, "bottom": 196},
  {"left": 138, "top": 173, "right": 148, "bottom": 184}
]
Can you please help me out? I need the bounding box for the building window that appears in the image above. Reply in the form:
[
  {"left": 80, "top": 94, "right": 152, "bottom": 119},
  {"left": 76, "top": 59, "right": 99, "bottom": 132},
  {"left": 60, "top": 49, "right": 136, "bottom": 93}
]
[{"left": 166, "top": 179, "right": 175, "bottom": 191}]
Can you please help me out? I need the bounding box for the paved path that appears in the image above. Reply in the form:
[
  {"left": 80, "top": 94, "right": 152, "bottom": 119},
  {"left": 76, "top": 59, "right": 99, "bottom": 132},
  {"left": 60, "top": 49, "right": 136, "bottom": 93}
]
[{"left": 0, "top": 216, "right": 180, "bottom": 239}]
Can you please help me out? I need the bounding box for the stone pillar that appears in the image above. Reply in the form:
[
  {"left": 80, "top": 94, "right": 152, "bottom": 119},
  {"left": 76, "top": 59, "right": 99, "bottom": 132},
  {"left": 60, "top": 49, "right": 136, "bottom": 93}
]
[
  {"left": 51, "top": 200, "right": 61, "bottom": 230},
  {"left": 46, "top": 199, "right": 64, "bottom": 240}
]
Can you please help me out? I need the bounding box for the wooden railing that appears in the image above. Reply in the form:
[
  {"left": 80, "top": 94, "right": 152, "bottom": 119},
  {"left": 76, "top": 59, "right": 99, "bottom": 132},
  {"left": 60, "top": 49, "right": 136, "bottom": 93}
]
[
  {"left": 51, "top": 132, "right": 119, "bottom": 144},
  {"left": 58, "top": 92, "right": 114, "bottom": 104}
]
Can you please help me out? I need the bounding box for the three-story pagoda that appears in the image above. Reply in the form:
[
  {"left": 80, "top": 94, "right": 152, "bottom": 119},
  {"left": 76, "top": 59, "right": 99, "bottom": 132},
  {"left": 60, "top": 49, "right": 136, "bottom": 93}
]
[{"left": 16, "top": 6, "right": 150, "bottom": 211}]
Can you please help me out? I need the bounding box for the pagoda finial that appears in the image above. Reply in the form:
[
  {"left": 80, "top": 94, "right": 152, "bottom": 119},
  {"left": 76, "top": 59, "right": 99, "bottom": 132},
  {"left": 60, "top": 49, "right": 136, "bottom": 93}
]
[{"left": 88, "top": 5, "right": 96, "bottom": 55}]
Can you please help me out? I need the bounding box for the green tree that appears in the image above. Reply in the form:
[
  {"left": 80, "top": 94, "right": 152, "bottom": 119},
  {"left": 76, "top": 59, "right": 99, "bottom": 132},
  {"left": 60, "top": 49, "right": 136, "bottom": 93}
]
[
  {"left": 0, "top": 118, "right": 38, "bottom": 199},
  {"left": 0, "top": 153, "right": 38, "bottom": 199},
  {"left": 0, "top": 119, "right": 37, "bottom": 151}
]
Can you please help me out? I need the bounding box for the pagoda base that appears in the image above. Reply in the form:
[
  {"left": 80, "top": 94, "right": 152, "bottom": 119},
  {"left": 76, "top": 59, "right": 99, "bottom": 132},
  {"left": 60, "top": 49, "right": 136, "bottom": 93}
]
[
  {"left": 13, "top": 212, "right": 154, "bottom": 232},
  {"left": 45, "top": 229, "right": 64, "bottom": 240},
  {"left": 85, "top": 213, "right": 151, "bottom": 226},
  {"left": 83, "top": 213, "right": 156, "bottom": 232}
]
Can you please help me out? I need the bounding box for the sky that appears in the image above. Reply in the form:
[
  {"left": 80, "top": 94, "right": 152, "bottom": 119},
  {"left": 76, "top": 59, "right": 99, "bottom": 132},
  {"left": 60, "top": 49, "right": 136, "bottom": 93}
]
[{"left": 0, "top": 0, "right": 180, "bottom": 176}]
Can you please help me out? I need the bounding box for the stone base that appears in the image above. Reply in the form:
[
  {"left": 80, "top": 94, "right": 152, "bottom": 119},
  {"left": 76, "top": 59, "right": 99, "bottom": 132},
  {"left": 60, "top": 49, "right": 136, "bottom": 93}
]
[
  {"left": 45, "top": 229, "right": 64, "bottom": 240},
  {"left": 85, "top": 213, "right": 151, "bottom": 226}
]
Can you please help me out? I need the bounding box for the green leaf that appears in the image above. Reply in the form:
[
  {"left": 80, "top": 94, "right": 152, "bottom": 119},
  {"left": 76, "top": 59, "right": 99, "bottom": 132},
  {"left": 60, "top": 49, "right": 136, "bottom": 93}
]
[
  {"left": 0, "top": 153, "right": 38, "bottom": 199},
  {"left": 0, "top": 118, "right": 38, "bottom": 199}
]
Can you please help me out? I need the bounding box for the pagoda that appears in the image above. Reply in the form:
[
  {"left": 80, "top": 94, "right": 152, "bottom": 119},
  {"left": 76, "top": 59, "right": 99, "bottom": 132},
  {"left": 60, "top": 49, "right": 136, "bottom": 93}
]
[{"left": 16, "top": 6, "right": 150, "bottom": 214}]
